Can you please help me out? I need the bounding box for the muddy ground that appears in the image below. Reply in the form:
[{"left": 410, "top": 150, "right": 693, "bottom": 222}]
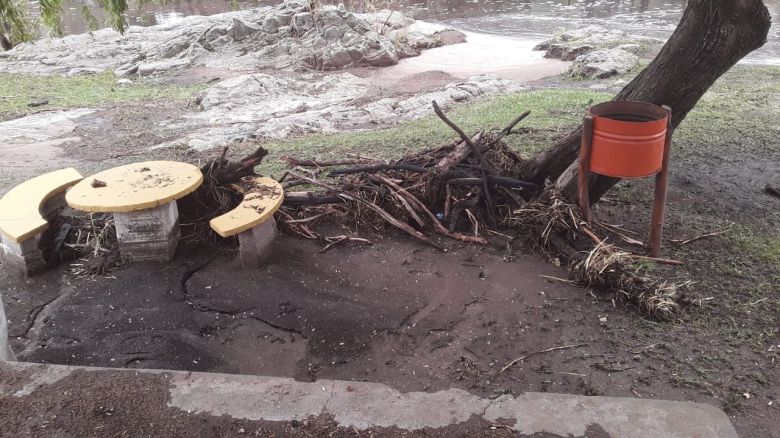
[{"left": 1, "top": 71, "right": 779, "bottom": 437}]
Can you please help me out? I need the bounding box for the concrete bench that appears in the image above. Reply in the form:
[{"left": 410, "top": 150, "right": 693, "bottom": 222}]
[
  {"left": 210, "top": 176, "right": 284, "bottom": 268},
  {"left": 0, "top": 168, "right": 83, "bottom": 276}
]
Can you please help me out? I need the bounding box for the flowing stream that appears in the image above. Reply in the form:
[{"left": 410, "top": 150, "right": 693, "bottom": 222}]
[{"left": 29, "top": 0, "right": 780, "bottom": 64}]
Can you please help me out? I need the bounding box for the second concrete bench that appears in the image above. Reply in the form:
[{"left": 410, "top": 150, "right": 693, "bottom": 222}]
[{"left": 210, "top": 176, "right": 284, "bottom": 268}]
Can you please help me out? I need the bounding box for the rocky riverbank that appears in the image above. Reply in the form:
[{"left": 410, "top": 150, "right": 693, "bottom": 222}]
[
  {"left": 0, "top": 1, "right": 459, "bottom": 77},
  {"left": 0, "top": 2, "right": 664, "bottom": 158}
]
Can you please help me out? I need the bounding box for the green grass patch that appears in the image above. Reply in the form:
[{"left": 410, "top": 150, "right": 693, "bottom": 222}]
[
  {"left": 674, "top": 65, "right": 780, "bottom": 156},
  {"left": 728, "top": 228, "right": 780, "bottom": 269},
  {"left": 257, "top": 89, "right": 610, "bottom": 177},
  {"left": 0, "top": 72, "right": 203, "bottom": 120}
]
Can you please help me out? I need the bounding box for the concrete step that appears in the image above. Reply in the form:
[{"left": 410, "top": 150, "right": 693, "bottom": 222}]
[{"left": 0, "top": 360, "right": 737, "bottom": 437}]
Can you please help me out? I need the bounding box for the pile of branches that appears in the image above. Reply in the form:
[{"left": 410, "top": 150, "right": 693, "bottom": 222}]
[
  {"left": 277, "top": 101, "right": 539, "bottom": 249},
  {"left": 274, "top": 101, "right": 688, "bottom": 319}
]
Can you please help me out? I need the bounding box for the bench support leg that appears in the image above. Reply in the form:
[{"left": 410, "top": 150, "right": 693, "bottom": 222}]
[
  {"left": 0, "top": 234, "right": 46, "bottom": 277},
  {"left": 113, "top": 201, "right": 180, "bottom": 262},
  {"left": 0, "top": 293, "right": 14, "bottom": 361},
  {"left": 238, "top": 218, "right": 277, "bottom": 269}
]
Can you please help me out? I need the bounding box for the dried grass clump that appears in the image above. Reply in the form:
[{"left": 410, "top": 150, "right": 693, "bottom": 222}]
[
  {"left": 572, "top": 241, "right": 680, "bottom": 320},
  {"left": 510, "top": 188, "right": 683, "bottom": 320}
]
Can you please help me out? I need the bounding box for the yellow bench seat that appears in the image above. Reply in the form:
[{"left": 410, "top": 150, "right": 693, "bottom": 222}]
[
  {"left": 0, "top": 168, "right": 83, "bottom": 243},
  {"left": 210, "top": 176, "right": 284, "bottom": 238}
]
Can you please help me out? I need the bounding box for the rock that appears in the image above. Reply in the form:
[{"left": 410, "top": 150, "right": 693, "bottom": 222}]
[
  {"left": 116, "top": 78, "right": 133, "bottom": 86},
  {"left": 137, "top": 58, "right": 191, "bottom": 76},
  {"left": 0, "top": 2, "right": 447, "bottom": 77},
  {"left": 544, "top": 43, "right": 593, "bottom": 61},
  {"left": 162, "top": 73, "right": 522, "bottom": 152},
  {"left": 568, "top": 49, "right": 639, "bottom": 79},
  {"left": 360, "top": 9, "right": 415, "bottom": 32},
  {"left": 589, "top": 84, "right": 610, "bottom": 90},
  {"left": 322, "top": 48, "right": 354, "bottom": 70},
  {"left": 261, "top": 15, "right": 280, "bottom": 33},
  {"left": 27, "top": 98, "right": 49, "bottom": 108},
  {"left": 230, "top": 18, "right": 261, "bottom": 40},
  {"left": 66, "top": 67, "right": 102, "bottom": 76},
  {"left": 535, "top": 26, "right": 662, "bottom": 62},
  {"left": 322, "top": 26, "right": 345, "bottom": 41}
]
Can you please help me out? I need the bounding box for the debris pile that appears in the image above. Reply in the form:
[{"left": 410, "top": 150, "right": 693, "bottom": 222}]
[
  {"left": 270, "top": 101, "right": 687, "bottom": 318},
  {"left": 276, "top": 101, "right": 538, "bottom": 249}
]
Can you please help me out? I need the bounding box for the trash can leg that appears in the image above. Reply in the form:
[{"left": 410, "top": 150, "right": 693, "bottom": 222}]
[
  {"left": 578, "top": 115, "right": 594, "bottom": 223},
  {"left": 649, "top": 106, "right": 673, "bottom": 257}
]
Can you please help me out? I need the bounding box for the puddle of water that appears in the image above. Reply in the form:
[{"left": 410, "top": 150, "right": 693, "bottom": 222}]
[{"left": 36, "top": 0, "right": 780, "bottom": 65}]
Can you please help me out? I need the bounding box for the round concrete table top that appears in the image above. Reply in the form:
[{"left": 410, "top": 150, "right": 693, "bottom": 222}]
[{"left": 66, "top": 161, "right": 203, "bottom": 213}]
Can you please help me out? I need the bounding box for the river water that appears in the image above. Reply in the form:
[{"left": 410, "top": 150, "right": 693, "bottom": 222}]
[{"left": 34, "top": 0, "right": 780, "bottom": 65}]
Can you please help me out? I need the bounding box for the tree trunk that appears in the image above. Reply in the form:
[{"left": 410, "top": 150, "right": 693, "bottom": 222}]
[{"left": 524, "top": 0, "right": 772, "bottom": 203}]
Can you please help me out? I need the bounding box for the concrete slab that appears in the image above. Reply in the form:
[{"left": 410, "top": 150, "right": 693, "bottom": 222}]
[{"left": 0, "top": 361, "right": 738, "bottom": 437}]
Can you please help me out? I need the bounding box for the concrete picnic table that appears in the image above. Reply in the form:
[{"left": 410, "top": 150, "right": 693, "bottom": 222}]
[{"left": 65, "top": 161, "right": 203, "bottom": 262}]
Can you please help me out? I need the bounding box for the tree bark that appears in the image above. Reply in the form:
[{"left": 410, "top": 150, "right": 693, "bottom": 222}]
[{"left": 524, "top": 0, "right": 772, "bottom": 203}]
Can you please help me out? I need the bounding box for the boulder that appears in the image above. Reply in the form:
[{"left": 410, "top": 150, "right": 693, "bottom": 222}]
[
  {"left": 535, "top": 26, "right": 662, "bottom": 62},
  {"left": 567, "top": 49, "right": 639, "bottom": 79},
  {"left": 231, "top": 18, "right": 262, "bottom": 41},
  {"left": 137, "top": 58, "right": 191, "bottom": 76}
]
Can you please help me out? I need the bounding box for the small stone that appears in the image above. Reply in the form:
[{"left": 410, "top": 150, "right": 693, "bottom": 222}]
[
  {"left": 116, "top": 78, "right": 133, "bottom": 86},
  {"left": 27, "top": 98, "right": 49, "bottom": 108}
]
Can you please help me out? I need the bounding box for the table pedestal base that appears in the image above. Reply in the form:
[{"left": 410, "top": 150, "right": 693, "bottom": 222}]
[
  {"left": 238, "top": 218, "right": 276, "bottom": 269},
  {"left": 114, "top": 201, "right": 180, "bottom": 262}
]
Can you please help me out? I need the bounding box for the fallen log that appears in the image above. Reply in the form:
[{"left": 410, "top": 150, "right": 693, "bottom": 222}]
[{"left": 283, "top": 192, "right": 344, "bottom": 206}]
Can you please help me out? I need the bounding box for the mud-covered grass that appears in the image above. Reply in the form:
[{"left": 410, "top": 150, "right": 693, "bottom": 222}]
[{"left": 0, "top": 72, "right": 203, "bottom": 121}]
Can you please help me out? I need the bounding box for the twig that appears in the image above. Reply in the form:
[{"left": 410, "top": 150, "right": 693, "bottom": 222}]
[
  {"left": 540, "top": 275, "right": 575, "bottom": 284},
  {"left": 432, "top": 100, "right": 494, "bottom": 175},
  {"left": 447, "top": 176, "right": 539, "bottom": 191},
  {"left": 625, "top": 254, "right": 684, "bottom": 265},
  {"left": 281, "top": 211, "right": 334, "bottom": 224},
  {"left": 667, "top": 229, "right": 730, "bottom": 246},
  {"left": 216, "top": 145, "right": 229, "bottom": 174},
  {"left": 321, "top": 235, "right": 372, "bottom": 252},
  {"left": 490, "top": 110, "right": 531, "bottom": 145},
  {"left": 499, "top": 343, "right": 588, "bottom": 374},
  {"left": 321, "top": 236, "right": 348, "bottom": 252},
  {"left": 328, "top": 163, "right": 427, "bottom": 176},
  {"left": 280, "top": 156, "right": 374, "bottom": 167},
  {"left": 594, "top": 220, "right": 645, "bottom": 247}
]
